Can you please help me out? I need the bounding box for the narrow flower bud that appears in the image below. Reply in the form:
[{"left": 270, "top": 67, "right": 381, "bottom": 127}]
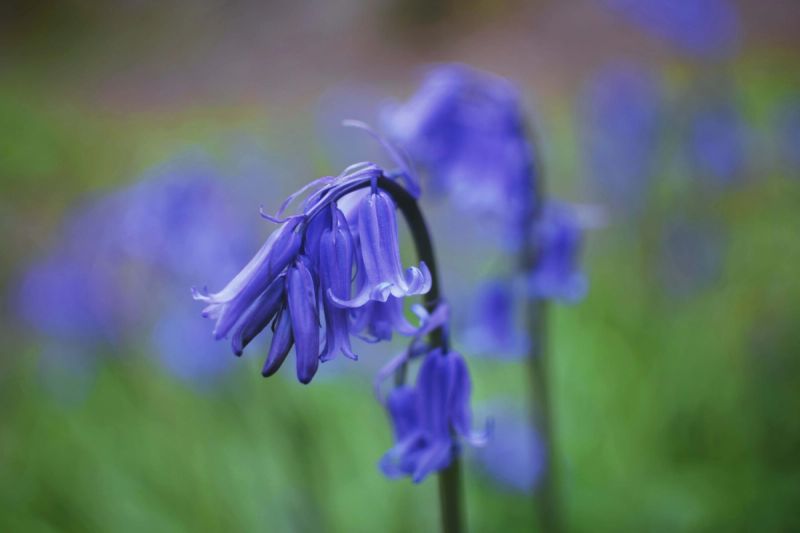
[
  {"left": 262, "top": 305, "right": 294, "bottom": 377},
  {"left": 287, "top": 258, "right": 320, "bottom": 384},
  {"left": 193, "top": 217, "right": 302, "bottom": 339},
  {"left": 230, "top": 275, "right": 285, "bottom": 356},
  {"left": 319, "top": 209, "right": 358, "bottom": 362}
]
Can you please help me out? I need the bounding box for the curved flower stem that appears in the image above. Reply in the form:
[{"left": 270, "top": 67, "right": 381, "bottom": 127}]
[
  {"left": 522, "top": 130, "right": 561, "bottom": 533},
  {"left": 524, "top": 295, "right": 559, "bottom": 532},
  {"left": 337, "top": 176, "right": 462, "bottom": 533},
  {"left": 376, "top": 177, "right": 463, "bottom": 533}
]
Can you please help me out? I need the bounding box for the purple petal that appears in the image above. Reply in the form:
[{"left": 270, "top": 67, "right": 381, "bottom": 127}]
[
  {"left": 195, "top": 217, "right": 302, "bottom": 339},
  {"left": 287, "top": 259, "right": 320, "bottom": 384},
  {"left": 262, "top": 305, "right": 294, "bottom": 377},
  {"left": 230, "top": 275, "right": 285, "bottom": 356}
]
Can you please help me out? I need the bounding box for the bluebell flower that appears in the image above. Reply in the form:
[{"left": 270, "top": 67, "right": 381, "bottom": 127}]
[
  {"left": 230, "top": 275, "right": 286, "bottom": 356},
  {"left": 193, "top": 217, "right": 303, "bottom": 340},
  {"left": 262, "top": 303, "right": 294, "bottom": 378},
  {"left": 380, "top": 347, "right": 485, "bottom": 483},
  {"left": 473, "top": 401, "right": 545, "bottom": 493},
  {"left": 688, "top": 101, "right": 748, "bottom": 187},
  {"left": 579, "top": 63, "right": 662, "bottom": 215},
  {"left": 319, "top": 208, "right": 358, "bottom": 361},
  {"left": 195, "top": 162, "right": 431, "bottom": 383},
  {"left": 383, "top": 63, "right": 535, "bottom": 247},
  {"left": 528, "top": 202, "right": 588, "bottom": 303},
  {"left": 286, "top": 258, "right": 321, "bottom": 384},
  {"left": 330, "top": 188, "right": 431, "bottom": 308},
  {"left": 601, "top": 0, "right": 740, "bottom": 59}
]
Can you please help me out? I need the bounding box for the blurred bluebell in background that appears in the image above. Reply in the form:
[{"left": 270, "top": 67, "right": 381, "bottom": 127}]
[
  {"left": 578, "top": 63, "right": 663, "bottom": 217},
  {"left": 17, "top": 154, "right": 258, "bottom": 387},
  {"left": 601, "top": 0, "right": 741, "bottom": 59},
  {"left": 686, "top": 98, "right": 749, "bottom": 188},
  {"left": 472, "top": 400, "right": 544, "bottom": 494}
]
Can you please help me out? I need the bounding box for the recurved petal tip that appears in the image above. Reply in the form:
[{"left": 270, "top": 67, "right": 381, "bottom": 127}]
[{"left": 191, "top": 286, "right": 210, "bottom": 301}]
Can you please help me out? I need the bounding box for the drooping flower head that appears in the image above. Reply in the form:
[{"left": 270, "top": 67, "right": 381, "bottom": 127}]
[
  {"left": 383, "top": 63, "right": 536, "bottom": 247},
  {"left": 380, "top": 347, "right": 485, "bottom": 483},
  {"left": 194, "top": 163, "right": 431, "bottom": 384}
]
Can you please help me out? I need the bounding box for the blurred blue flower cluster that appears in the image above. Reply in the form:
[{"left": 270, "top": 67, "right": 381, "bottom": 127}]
[
  {"left": 383, "top": 63, "right": 536, "bottom": 248},
  {"left": 579, "top": 63, "right": 663, "bottom": 216},
  {"left": 18, "top": 155, "right": 256, "bottom": 386},
  {"left": 194, "top": 163, "right": 431, "bottom": 383},
  {"left": 388, "top": 64, "right": 591, "bottom": 361}
]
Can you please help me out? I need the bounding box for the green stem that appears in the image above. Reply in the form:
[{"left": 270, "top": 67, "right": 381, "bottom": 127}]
[
  {"left": 376, "top": 177, "right": 465, "bottom": 533},
  {"left": 524, "top": 296, "right": 559, "bottom": 532},
  {"left": 522, "top": 127, "right": 561, "bottom": 532}
]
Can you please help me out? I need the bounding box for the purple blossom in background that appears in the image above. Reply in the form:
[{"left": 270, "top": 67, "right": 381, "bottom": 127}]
[
  {"left": 579, "top": 63, "right": 662, "bottom": 215},
  {"left": 602, "top": 0, "right": 741, "bottom": 59},
  {"left": 195, "top": 162, "right": 430, "bottom": 384},
  {"left": 17, "top": 154, "right": 255, "bottom": 385},
  {"left": 473, "top": 401, "right": 545, "bottom": 493},
  {"left": 528, "top": 202, "right": 588, "bottom": 303},
  {"left": 18, "top": 194, "right": 141, "bottom": 345},
  {"left": 462, "top": 280, "right": 528, "bottom": 359},
  {"left": 688, "top": 101, "right": 748, "bottom": 187},
  {"left": 116, "top": 158, "right": 256, "bottom": 285},
  {"left": 152, "top": 299, "right": 236, "bottom": 386},
  {"left": 380, "top": 347, "right": 485, "bottom": 483},
  {"left": 383, "top": 63, "right": 535, "bottom": 247}
]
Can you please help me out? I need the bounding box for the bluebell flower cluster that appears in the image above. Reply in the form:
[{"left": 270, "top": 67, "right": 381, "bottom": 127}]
[
  {"left": 194, "top": 163, "right": 431, "bottom": 384},
  {"left": 374, "top": 303, "right": 486, "bottom": 482},
  {"left": 383, "top": 63, "right": 536, "bottom": 247},
  {"left": 194, "top": 153, "right": 485, "bottom": 481},
  {"left": 380, "top": 347, "right": 480, "bottom": 482}
]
